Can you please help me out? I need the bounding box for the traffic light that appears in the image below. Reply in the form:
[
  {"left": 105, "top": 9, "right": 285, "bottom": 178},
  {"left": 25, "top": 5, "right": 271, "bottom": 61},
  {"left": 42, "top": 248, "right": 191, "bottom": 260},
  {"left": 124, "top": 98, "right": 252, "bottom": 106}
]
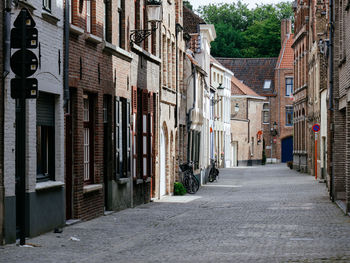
[{"left": 10, "top": 8, "right": 38, "bottom": 99}]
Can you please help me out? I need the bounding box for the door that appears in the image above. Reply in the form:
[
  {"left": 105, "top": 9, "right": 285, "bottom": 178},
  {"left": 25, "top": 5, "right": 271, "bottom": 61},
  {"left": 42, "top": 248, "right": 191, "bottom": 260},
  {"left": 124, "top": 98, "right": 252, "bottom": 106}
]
[
  {"left": 160, "top": 128, "right": 166, "bottom": 196},
  {"left": 65, "top": 101, "right": 73, "bottom": 219},
  {"left": 231, "top": 141, "right": 238, "bottom": 167},
  {"left": 281, "top": 136, "right": 293, "bottom": 163},
  {"left": 103, "top": 95, "right": 112, "bottom": 210}
]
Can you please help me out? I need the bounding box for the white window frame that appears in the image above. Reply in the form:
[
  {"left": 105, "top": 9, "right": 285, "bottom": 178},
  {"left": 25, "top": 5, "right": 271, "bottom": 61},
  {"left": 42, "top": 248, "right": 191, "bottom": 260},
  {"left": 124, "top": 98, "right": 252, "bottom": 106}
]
[
  {"left": 86, "top": 0, "right": 91, "bottom": 33},
  {"left": 263, "top": 80, "right": 271, "bottom": 90}
]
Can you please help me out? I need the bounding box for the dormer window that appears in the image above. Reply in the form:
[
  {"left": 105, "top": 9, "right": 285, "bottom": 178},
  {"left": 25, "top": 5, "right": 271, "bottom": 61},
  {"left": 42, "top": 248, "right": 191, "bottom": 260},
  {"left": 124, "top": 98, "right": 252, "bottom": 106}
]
[{"left": 263, "top": 80, "right": 271, "bottom": 89}]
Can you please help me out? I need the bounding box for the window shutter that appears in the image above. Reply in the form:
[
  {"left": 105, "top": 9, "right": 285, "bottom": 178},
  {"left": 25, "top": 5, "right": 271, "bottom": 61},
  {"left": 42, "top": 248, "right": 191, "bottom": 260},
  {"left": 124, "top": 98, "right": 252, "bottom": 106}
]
[
  {"left": 131, "top": 86, "right": 137, "bottom": 179},
  {"left": 142, "top": 89, "right": 149, "bottom": 179},
  {"left": 115, "top": 97, "right": 121, "bottom": 178},
  {"left": 148, "top": 92, "right": 153, "bottom": 178},
  {"left": 127, "top": 100, "right": 131, "bottom": 176},
  {"left": 37, "top": 92, "right": 55, "bottom": 127}
]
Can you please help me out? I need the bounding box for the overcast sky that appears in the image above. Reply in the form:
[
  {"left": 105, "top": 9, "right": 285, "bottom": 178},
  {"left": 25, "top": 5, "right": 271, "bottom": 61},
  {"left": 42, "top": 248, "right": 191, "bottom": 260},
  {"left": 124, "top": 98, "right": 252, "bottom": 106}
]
[{"left": 189, "top": 0, "right": 284, "bottom": 10}]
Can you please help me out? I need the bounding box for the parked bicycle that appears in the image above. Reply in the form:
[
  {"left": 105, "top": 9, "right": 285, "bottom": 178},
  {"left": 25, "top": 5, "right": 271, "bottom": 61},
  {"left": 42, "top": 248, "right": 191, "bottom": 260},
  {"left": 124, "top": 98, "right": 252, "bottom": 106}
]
[
  {"left": 179, "top": 161, "right": 200, "bottom": 194},
  {"left": 208, "top": 159, "right": 219, "bottom": 182}
]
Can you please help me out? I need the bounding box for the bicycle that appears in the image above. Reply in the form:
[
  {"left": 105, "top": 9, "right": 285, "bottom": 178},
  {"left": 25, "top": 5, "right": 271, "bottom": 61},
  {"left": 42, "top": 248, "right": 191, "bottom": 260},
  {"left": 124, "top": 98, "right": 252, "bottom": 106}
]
[
  {"left": 179, "top": 161, "right": 200, "bottom": 194},
  {"left": 208, "top": 159, "right": 219, "bottom": 182}
]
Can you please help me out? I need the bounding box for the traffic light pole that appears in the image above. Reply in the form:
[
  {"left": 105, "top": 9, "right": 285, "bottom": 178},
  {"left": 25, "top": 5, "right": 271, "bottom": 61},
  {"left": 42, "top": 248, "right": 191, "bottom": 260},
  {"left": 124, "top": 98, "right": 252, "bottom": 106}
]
[{"left": 17, "top": 10, "right": 27, "bottom": 246}]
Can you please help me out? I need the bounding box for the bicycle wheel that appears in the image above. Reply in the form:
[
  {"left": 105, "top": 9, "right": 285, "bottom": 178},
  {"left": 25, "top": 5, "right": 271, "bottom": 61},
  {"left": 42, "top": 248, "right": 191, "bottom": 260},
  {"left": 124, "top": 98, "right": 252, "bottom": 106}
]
[
  {"left": 208, "top": 168, "right": 215, "bottom": 182},
  {"left": 191, "top": 175, "right": 200, "bottom": 193},
  {"left": 182, "top": 172, "right": 192, "bottom": 194}
]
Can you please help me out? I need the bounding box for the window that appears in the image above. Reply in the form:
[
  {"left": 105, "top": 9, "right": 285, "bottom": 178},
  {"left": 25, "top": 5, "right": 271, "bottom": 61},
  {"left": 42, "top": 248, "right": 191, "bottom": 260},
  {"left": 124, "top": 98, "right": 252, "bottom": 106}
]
[
  {"left": 118, "top": 0, "right": 124, "bottom": 47},
  {"left": 83, "top": 94, "right": 94, "bottom": 183},
  {"left": 263, "top": 80, "right": 271, "bottom": 89},
  {"left": 115, "top": 97, "right": 131, "bottom": 178},
  {"left": 286, "top": 77, "right": 293, "bottom": 96},
  {"left": 286, "top": 106, "right": 293, "bottom": 126},
  {"left": 69, "top": 0, "right": 72, "bottom": 23},
  {"left": 262, "top": 103, "right": 269, "bottom": 124},
  {"left": 86, "top": 0, "right": 91, "bottom": 33},
  {"left": 43, "top": 0, "right": 51, "bottom": 11},
  {"left": 37, "top": 92, "right": 55, "bottom": 182}
]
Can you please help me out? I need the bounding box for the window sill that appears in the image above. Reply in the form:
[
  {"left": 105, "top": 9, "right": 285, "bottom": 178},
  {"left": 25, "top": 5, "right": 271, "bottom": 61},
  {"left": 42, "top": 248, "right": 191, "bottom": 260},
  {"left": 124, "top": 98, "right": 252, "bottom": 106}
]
[
  {"left": 70, "top": 24, "right": 85, "bottom": 36},
  {"left": 18, "top": 0, "right": 36, "bottom": 11},
  {"left": 102, "top": 41, "right": 133, "bottom": 62},
  {"left": 117, "top": 178, "right": 129, "bottom": 185},
  {"left": 36, "top": 181, "right": 65, "bottom": 191},
  {"left": 42, "top": 11, "right": 60, "bottom": 25},
  {"left": 136, "top": 179, "right": 144, "bottom": 185},
  {"left": 85, "top": 33, "right": 103, "bottom": 45},
  {"left": 131, "top": 43, "right": 161, "bottom": 64},
  {"left": 83, "top": 184, "right": 103, "bottom": 194}
]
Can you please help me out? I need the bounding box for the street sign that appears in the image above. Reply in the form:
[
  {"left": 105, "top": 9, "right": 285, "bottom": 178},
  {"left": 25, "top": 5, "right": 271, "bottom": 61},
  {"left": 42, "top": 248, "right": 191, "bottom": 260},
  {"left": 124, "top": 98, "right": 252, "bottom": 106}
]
[
  {"left": 10, "top": 49, "right": 38, "bottom": 78},
  {"left": 11, "top": 78, "right": 38, "bottom": 99},
  {"left": 312, "top": 124, "right": 320, "bottom": 132},
  {"left": 13, "top": 8, "right": 36, "bottom": 28},
  {"left": 11, "top": 27, "right": 38, "bottom": 49}
]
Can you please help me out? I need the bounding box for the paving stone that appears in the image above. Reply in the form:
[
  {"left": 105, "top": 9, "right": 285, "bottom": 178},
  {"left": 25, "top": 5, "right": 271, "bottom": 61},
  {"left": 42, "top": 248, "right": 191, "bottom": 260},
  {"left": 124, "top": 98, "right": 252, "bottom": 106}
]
[{"left": 1, "top": 164, "right": 350, "bottom": 262}]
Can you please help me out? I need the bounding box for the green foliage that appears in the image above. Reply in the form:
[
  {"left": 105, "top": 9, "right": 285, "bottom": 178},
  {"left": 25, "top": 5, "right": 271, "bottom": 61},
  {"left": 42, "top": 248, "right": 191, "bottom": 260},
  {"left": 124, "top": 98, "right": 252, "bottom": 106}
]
[
  {"left": 174, "top": 182, "right": 187, "bottom": 195},
  {"left": 183, "top": 1, "right": 193, "bottom": 10},
  {"left": 197, "top": 1, "right": 294, "bottom": 58}
]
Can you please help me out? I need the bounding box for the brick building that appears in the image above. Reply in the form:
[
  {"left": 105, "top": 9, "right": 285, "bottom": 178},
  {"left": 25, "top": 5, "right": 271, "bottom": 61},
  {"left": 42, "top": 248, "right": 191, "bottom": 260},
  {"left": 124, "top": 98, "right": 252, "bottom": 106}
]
[
  {"left": 217, "top": 57, "right": 278, "bottom": 163},
  {"left": 331, "top": 0, "right": 350, "bottom": 213},
  {"left": 274, "top": 20, "right": 294, "bottom": 163},
  {"left": 157, "top": 0, "right": 185, "bottom": 197},
  {"left": 306, "top": 0, "right": 329, "bottom": 180},
  {"left": 0, "top": 0, "right": 4, "bottom": 244},
  {"left": 3, "top": 0, "right": 65, "bottom": 243},
  {"left": 230, "top": 76, "right": 265, "bottom": 166},
  {"left": 292, "top": 0, "right": 310, "bottom": 173},
  {"left": 130, "top": 0, "right": 161, "bottom": 204}
]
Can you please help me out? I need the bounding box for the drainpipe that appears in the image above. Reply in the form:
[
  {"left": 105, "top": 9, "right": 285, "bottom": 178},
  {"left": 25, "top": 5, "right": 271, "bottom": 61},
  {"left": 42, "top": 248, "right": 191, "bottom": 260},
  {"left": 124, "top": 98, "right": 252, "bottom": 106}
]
[
  {"left": 175, "top": 23, "right": 183, "bottom": 128},
  {"left": 1, "top": 0, "right": 12, "bottom": 244},
  {"left": 64, "top": 0, "right": 70, "bottom": 107},
  {"left": 187, "top": 64, "right": 196, "bottom": 161},
  {"left": 329, "top": 0, "right": 334, "bottom": 201}
]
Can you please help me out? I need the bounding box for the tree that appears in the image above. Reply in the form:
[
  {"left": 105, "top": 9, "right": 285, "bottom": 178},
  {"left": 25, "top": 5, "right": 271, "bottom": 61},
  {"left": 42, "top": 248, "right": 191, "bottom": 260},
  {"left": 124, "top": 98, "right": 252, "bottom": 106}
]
[
  {"left": 197, "top": 1, "right": 294, "bottom": 58},
  {"left": 183, "top": 1, "right": 193, "bottom": 10}
]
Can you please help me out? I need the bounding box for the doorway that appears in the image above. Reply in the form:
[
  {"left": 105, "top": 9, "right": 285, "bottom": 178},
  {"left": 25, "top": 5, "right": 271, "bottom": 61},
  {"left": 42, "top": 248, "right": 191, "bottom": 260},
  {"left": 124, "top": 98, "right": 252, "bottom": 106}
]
[
  {"left": 281, "top": 136, "right": 293, "bottom": 163},
  {"left": 231, "top": 141, "right": 238, "bottom": 167},
  {"left": 160, "top": 128, "right": 166, "bottom": 197}
]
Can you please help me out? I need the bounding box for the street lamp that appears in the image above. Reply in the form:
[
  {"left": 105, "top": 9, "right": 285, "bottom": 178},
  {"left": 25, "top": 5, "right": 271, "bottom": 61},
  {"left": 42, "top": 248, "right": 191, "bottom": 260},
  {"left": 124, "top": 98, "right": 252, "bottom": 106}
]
[
  {"left": 130, "top": 0, "right": 162, "bottom": 44},
  {"left": 212, "top": 83, "right": 224, "bottom": 104},
  {"left": 271, "top": 121, "right": 278, "bottom": 136}
]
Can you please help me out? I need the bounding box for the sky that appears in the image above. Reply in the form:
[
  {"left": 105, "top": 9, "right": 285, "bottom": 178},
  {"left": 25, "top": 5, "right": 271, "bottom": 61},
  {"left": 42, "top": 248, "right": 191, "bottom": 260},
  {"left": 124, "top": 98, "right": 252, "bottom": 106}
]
[{"left": 189, "top": 0, "right": 284, "bottom": 10}]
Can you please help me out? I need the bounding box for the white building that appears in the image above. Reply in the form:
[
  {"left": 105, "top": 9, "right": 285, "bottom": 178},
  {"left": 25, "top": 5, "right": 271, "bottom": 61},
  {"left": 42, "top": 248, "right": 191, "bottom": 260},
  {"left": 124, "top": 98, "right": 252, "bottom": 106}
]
[
  {"left": 210, "top": 57, "right": 232, "bottom": 168},
  {"left": 3, "top": 0, "right": 65, "bottom": 243}
]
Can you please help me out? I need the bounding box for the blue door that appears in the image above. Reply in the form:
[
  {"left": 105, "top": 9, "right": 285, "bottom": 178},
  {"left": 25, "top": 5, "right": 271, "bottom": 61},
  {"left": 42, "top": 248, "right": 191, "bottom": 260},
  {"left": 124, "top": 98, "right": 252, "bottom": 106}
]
[{"left": 281, "top": 136, "right": 293, "bottom": 163}]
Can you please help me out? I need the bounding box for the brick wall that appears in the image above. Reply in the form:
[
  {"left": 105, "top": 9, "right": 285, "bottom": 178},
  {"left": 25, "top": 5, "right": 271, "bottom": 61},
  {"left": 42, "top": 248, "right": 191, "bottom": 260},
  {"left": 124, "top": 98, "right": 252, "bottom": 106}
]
[{"left": 0, "top": 0, "right": 4, "bottom": 243}]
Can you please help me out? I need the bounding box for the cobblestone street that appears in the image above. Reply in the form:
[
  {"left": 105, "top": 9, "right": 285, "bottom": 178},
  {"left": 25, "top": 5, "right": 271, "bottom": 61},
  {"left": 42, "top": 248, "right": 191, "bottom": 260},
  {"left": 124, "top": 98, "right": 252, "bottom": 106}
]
[{"left": 1, "top": 164, "right": 350, "bottom": 263}]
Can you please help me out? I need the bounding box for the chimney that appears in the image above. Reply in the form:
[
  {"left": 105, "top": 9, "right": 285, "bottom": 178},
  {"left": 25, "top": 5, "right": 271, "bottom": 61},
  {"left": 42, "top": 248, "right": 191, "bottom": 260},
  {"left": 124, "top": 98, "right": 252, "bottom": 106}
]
[{"left": 281, "top": 19, "right": 292, "bottom": 46}]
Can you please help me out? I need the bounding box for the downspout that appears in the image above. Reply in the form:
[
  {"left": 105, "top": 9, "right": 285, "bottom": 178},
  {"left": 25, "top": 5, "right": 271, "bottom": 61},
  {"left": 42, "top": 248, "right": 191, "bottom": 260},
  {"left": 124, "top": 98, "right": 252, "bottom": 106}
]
[
  {"left": 329, "top": 0, "right": 334, "bottom": 201},
  {"left": 187, "top": 64, "right": 197, "bottom": 161},
  {"left": 175, "top": 23, "right": 183, "bottom": 128},
  {"left": 64, "top": 0, "right": 70, "bottom": 107},
  {"left": 1, "top": 0, "right": 12, "bottom": 244}
]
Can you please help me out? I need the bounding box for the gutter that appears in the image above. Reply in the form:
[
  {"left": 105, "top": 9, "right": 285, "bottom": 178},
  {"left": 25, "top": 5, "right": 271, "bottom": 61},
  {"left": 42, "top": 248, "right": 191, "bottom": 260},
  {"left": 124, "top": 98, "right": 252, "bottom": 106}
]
[
  {"left": 64, "top": 0, "right": 70, "bottom": 107},
  {"left": 187, "top": 64, "right": 197, "bottom": 161},
  {"left": 329, "top": 0, "right": 334, "bottom": 201}
]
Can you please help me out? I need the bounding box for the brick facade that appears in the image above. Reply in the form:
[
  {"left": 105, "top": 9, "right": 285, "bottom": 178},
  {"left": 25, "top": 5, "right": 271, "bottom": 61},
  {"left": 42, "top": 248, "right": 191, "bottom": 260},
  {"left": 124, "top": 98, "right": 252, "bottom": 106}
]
[
  {"left": 332, "top": 0, "right": 350, "bottom": 211},
  {"left": 0, "top": 0, "right": 4, "bottom": 244},
  {"left": 292, "top": 0, "right": 310, "bottom": 172}
]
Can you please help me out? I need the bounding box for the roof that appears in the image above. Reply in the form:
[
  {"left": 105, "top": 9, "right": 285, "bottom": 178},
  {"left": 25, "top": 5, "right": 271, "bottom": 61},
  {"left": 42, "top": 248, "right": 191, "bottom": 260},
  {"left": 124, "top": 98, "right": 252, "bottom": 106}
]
[
  {"left": 276, "top": 34, "right": 294, "bottom": 69},
  {"left": 183, "top": 6, "right": 206, "bottom": 34},
  {"left": 231, "top": 75, "right": 262, "bottom": 97},
  {"left": 215, "top": 57, "right": 277, "bottom": 96}
]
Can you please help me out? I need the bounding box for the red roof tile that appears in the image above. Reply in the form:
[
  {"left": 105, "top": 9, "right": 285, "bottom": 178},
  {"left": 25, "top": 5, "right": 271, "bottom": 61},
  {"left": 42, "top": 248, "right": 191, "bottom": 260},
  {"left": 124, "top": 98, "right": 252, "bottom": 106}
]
[
  {"left": 277, "top": 34, "right": 294, "bottom": 69},
  {"left": 231, "top": 75, "right": 262, "bottom": 97}
]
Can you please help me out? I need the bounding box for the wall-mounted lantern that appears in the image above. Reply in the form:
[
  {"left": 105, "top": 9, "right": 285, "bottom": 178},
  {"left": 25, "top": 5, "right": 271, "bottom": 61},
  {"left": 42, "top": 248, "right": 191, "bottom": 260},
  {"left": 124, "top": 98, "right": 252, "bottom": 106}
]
[{"left": 130, "top": 0, "right": 162, "bottom": 44}]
